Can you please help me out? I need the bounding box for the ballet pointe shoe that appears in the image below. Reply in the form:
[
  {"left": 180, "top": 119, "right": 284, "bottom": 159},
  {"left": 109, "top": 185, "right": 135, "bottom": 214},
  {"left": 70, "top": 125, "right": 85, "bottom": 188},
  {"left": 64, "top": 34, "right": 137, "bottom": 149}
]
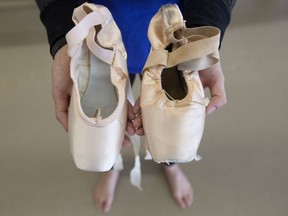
[
  {"left": 141, "top": 4, "right": 220, "bottom": 163},
  {"left": 66, "top": 3, "right": 129, "bottom": 171}
]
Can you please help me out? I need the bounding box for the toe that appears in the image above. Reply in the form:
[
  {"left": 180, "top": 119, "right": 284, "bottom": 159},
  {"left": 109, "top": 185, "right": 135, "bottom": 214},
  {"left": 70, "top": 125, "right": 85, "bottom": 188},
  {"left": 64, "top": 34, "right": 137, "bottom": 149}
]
[
  {"left": 103, "top": 198, "right": 113, "bottom": 213},
  {"left": 95, "top": 197, "right": 104, "bottom": 211},
  {"left": 174, "top": 193, "right": 186, "bottom": 209},
  {"left": 183, "top": 193, "right": 193, "bottom": 208}
]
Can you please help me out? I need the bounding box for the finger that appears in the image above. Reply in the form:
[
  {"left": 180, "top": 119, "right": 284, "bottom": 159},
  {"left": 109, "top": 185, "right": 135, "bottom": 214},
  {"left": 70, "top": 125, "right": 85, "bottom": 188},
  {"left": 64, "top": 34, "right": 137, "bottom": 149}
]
[
  {"left": 55, "top": 110, "right": 69, "bottom": 131},
  {"left": 206, "top": 94, "right": 227, "bottom": 115},
  {"left": 136, "top": 127, "right": 145, "bottom": 136},
  {"left": 127, "top": 101, "right": 136, "bottom": 135},
  {"left": 206, "top": 105, "right": 217, "bottom": 115},
  {"left": 127, "top": 101, "right": 135, "bottom": 121},
  {"left": 133, "top": 114, "right": 142, "bottom": 129},
  {"left": 53, "top": 93, "right": 70, "bottom": 131},
  {"left": 126, "top": 121, "right": 135, "bottom": 135},
  {"left": 133, "top": 97, "right": 141, "bottom": 115},
  {"left": 206, "top": 82, "right": 227, "bottom": 115}
]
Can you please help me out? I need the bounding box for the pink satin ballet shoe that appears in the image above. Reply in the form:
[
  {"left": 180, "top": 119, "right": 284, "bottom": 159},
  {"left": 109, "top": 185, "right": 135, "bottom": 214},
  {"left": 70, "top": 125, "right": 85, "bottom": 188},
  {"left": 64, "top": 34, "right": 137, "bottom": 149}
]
[
  {"left": 66, "top": 3, "right": 129, "bottom": 171},
  {"left": 141, "top": 4, "right": 221, "bottom": 163}
]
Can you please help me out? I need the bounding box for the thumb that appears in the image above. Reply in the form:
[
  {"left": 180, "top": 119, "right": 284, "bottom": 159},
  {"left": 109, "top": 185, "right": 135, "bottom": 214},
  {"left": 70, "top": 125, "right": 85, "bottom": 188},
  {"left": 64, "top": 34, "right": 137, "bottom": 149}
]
[{"left": 206, "top": 94, "right": 227, "bottom": 115}]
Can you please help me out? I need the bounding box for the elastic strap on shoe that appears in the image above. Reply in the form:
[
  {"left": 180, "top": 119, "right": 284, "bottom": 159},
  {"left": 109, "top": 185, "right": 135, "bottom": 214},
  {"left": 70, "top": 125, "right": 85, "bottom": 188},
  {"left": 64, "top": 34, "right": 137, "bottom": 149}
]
[
  {"left": 67, "top": 3, "right": 129, "bottom": 78},
  {"left": 143, "top": 26, "right": 220, "bottom": 71},
  {"left": 66, "top": 7, "right": 115, "bottom": 65}
]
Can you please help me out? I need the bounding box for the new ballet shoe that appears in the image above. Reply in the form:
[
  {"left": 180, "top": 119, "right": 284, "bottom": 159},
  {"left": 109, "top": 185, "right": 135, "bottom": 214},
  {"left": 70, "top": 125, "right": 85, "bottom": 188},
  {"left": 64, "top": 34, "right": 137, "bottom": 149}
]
[
  {"left": 66, "top": 3, "right": 129, "bottom": 171},
  {"left": 141, "top": 4, "right": 221, "bottom": 163}
]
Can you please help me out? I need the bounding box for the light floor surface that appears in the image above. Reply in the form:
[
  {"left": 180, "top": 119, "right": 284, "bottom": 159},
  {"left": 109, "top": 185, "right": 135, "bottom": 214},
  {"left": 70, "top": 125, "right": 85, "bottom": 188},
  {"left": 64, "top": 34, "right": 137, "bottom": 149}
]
[{"left": 1, "top": 1, "right": 288, "bottom": 216}]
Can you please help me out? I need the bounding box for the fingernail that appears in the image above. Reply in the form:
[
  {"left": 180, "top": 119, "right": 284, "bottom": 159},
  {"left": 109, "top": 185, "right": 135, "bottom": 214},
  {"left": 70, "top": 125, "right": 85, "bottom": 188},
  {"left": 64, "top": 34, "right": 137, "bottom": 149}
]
[
  {"left": 207, "top": 107, "right": 216, "bottom": 115},
  {"left": 135, "top": 110, "right": 141, "bottom": 117}
]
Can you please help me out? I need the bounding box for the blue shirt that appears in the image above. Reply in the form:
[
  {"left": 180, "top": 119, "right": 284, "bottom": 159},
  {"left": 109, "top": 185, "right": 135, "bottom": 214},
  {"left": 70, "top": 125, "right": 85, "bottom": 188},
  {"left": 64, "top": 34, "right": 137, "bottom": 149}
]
[{"left": 90, "top": 0, "right": 179, "bottom": 73}]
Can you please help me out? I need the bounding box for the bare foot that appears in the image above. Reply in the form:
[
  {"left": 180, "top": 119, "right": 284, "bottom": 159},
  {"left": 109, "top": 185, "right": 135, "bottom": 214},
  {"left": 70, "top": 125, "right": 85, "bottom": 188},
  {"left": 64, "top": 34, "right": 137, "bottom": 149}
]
[
  {"left": 163, "top": 164, "right": 193, "bottom": 208},
  {"left": 94, "top": 169, "right": 120, "bottom": 213}
]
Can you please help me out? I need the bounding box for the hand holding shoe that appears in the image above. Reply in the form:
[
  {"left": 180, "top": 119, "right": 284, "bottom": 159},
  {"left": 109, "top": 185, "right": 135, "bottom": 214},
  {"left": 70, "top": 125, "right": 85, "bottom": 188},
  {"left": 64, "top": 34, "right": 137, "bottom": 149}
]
[
  {"left": 199, "top": 62, "right": 227, "bottom": 115},
  {"left": 132, "top": 98, "right": 144, "bottom": 136},
  {"left": 132, "top": 62, "right": 228, "bottom": 137},
  {"left": 52, "top": 46, "right": 136, "bottom": 137},
  {"left": 52, "top": 44, "right": 72, "bottom": 132}
]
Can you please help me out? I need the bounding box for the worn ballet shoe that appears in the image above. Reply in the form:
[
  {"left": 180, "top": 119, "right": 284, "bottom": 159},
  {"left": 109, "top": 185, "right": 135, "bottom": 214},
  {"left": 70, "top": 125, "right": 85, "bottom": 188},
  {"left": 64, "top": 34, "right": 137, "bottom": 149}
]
[
  {"left": 66, "top": 3, "right": 129, "bottom": 171},
  {"left": 141, "top": 4, "right": 220, "bottom": 163}
]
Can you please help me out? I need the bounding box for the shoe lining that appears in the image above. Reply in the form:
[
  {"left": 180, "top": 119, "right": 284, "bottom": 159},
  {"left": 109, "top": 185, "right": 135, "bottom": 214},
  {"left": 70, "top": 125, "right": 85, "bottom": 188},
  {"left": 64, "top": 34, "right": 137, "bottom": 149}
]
[
  {"left": 161, "top": 44, "right": 188, "bottom": 100},
  {"left": 80, "top": 49, "right": 117, "bottom": 119}
]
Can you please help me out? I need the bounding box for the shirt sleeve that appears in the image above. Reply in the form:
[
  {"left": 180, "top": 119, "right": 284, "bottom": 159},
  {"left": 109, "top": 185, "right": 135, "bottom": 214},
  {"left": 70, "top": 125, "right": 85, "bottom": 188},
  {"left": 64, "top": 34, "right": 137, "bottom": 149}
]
[
  {"left": 36, "top": 0, "right": 83, "bottom": 57},
  {"left": 181, "top": 0, "right": 237, "bottom": 47}
]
